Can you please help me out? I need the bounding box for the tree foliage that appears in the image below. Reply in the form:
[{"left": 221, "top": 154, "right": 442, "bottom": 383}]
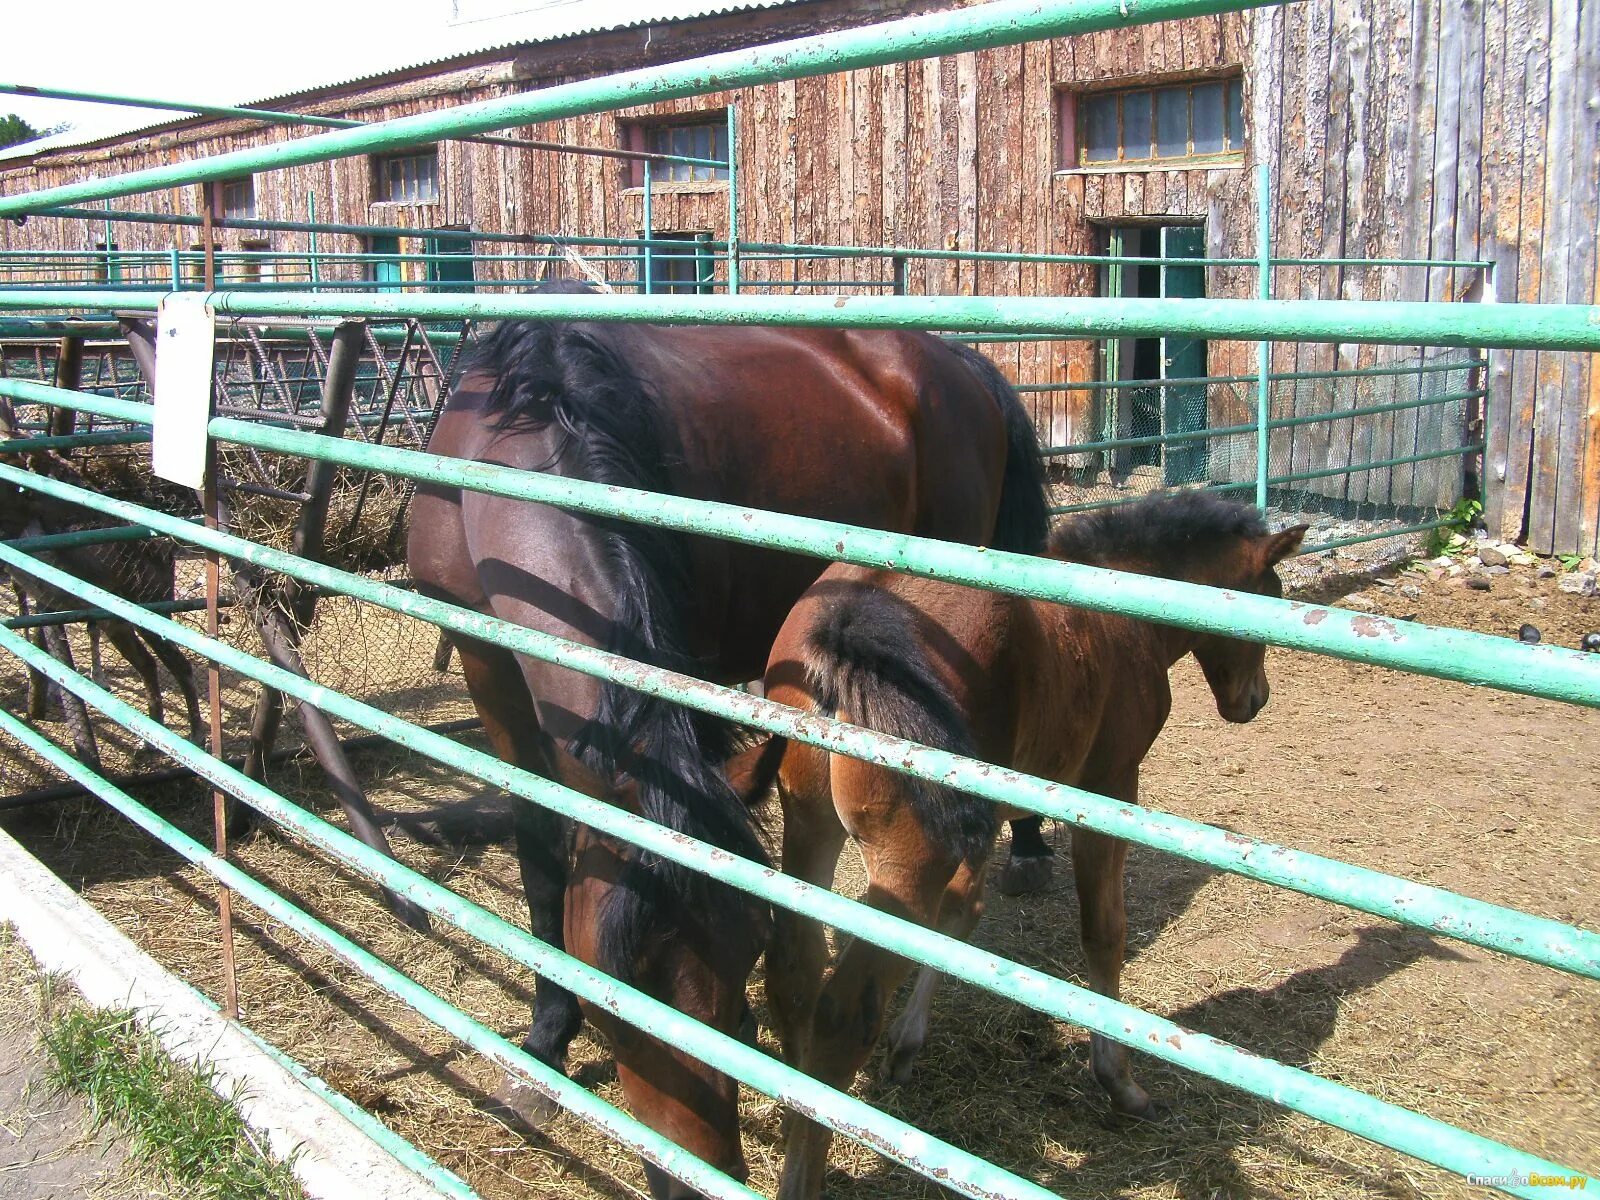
[{"left": 0, "top": 113, "right": 70, "bottom": 150}]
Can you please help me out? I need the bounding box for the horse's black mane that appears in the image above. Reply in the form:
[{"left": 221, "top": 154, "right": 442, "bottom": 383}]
[
  {"left": 463, "top": 279, "right": 768, "bottom": 979},
  {"left": 1049, "top": 490, "right": 1267, "bottom": 571}
]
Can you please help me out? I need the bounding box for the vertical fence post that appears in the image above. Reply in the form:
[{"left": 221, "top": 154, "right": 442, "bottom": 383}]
[
  {"left": 308, "top": 190, "right": 321, "bottom": 287},
  {"left": 642, "top": 160, "right": 654, "bottom": 295},
  {"left": 726, "top": 105, "right": 739, "bottom": 296},
  {"left": 892, "top": 253, "right": 909, "bottom": 296},
  {"left": 1255, "top": 160, "right": 1272, "bottom": 512},
  {"left": 168, "top": 247, "right": 181, "bottom": 290},
  {"left": 198, "top": 179, "right": 240, "bottom": 1022}
]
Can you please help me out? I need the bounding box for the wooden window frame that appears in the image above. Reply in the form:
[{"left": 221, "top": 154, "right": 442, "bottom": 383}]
[
  {"left": 1059, "top": 74, "right": 1245, "bottom": 171},
  {"left": 619, "top": 113, "right": 730, "bottom": 188},
  {"left": 371, "top": 148, "right": 441, "bottom": 205},
  {"left": 221, "top": 176, "right": 256, "bottom": 219}
]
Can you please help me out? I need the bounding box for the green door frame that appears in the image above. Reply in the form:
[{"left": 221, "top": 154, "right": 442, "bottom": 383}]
[
  {"left": 426, "top": 231, "right": 475, "bottom": 292},
  {"left": 368, "top": 235, "right": 402, "bottom": 294}
]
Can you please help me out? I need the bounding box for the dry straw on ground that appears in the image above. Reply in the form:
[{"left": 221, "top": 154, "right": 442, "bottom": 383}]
[{"left": 1, "top": 560, "right": 1596, "bottom": 1199}]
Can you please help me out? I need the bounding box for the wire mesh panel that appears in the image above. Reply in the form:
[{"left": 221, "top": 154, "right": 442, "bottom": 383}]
[{"left": 1047, "top": 350, "right": 1482, "bottom": 569}]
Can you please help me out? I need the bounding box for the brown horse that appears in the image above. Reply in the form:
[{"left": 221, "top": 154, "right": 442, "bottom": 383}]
[
  {"left": 743, "top": 492, "right": 1304, "bottom": 1200},
  {"left": 406, "top": 281, "right": 1049, "bottom": 1197}
]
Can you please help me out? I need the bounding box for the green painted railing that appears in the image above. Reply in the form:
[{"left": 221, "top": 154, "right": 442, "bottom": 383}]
[
  {"left": 0, "top": 0, "right": 1591, "bottom": 1195},
  {"left": 0, "top": 288, "right": 1596, "bottom": 349},
  {"left": 0, "top": 531, "right": 1586, "bottom": 1200}
]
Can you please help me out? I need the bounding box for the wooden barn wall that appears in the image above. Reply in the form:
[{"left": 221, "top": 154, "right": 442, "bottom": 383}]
[{"left": 1, "top": 0, "right": 1595, "bottom": 551}]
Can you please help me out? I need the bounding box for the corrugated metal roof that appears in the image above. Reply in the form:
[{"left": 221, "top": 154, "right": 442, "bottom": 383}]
[{"left": 0, "top": 0, "right": 809, "bottom": 163}]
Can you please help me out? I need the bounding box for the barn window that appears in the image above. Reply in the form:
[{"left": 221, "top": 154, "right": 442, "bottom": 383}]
[
  {"left": 220, "top": 176, "right": 256, "bottom": 219},
  {"left": 621, "top": 115, "right": 729, "bottom": 186},
  {"left": 372, "top": 148, "right": 440, "bottom": 204},
  {"left": 1063, "top": 77, "right": 1244, "bottom": 168}
]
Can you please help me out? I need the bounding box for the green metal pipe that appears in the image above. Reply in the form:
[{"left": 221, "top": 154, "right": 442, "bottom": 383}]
[
  {"left": 1256, "top": 162, "right": 1272, "bottom": 511},
  {"left": 2, "top": 289, "right": 1595, "bottom": 351},
  {"left": 0, "top": 428, "right": 149, "bottom": 453},
  {"left": 1019, "top": 359, "right": 1485, "bottom": 390},
  {"left": 726, "top": 104, "right": 740, "bottom": 296},
  {"left": 1301, "top": 518, "right": 1455, "bottom": 555},
  {"left": 1, "top": 376, "right": 1594, "bottom": 711},
  {"left": 226, "top": 1021, "right": 481, "bottom": 1200},
  {"left": 0, "top": 84, "right": 724, "bottom": 169},
  {"left": 0, "top": 0, "right": 1287, "bottom": 219},
  {"left": 0, "top": 542, "right": 1582, "bottom": 1198},
  {"left": 218, "top": 415, "right": 1600, "bottom": 705},
  {"left": 0, "top": 668, "right": 756, "bottom": 1200},
  {"left": 1041, "top": 388, "right": 1486, "bottom": 456},
  {"left": 0, "top": 613, "right": 1056, "bottom": 1200},
  {"left": 3, "top": 597, "right": 211, "bottom": 631},
  {"left": 4, "top": 468, "right": 1597, "bottom": 992},
  {"left": 3, "top": 524, "right": 158, "bottom": 552}
]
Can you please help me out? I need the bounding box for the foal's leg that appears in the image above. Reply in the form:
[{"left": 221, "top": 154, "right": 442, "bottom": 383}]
[
  {"left": 996, "top": 815, "right": 1054, "bottom": 896},
  {"left": 1072, "top": 769, "right": 1154, "bottom": 1117},
  {"left": 779, "top": 827, "right": 955, "bottom": 1200},
  {"left": 884, "top": 856, "right": 989, "bottom": 1083},
  {"left": 452, "top": 635, "right": 585, "bottom": 1125},
  {"left": 764, "top": 740, "right": 847, "bottom": 1073}
]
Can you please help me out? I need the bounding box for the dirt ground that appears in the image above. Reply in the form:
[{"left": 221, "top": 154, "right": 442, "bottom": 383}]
[
  {"left": 0, "top": 931, "right": 168, "bottom": 1200},
  {"left": 0, "top": 551, "right": 1596, "bottom": 1199}
]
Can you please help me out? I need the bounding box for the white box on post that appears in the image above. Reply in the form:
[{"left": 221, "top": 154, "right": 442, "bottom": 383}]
[{"left": 151, "top": 292, "right": 216, "bottom": 490}]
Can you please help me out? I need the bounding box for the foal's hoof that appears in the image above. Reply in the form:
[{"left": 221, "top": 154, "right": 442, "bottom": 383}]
[
  {"left": 492, "top": 1074, "right": 564, "bottom": 1131},
  {"left": 996, "top": 853, "right": 1054, "bottom": 897}
]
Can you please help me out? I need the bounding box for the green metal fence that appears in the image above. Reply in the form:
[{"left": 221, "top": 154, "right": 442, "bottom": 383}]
[{"left": 1, "top": 1, "right": 1596, "bottom": 1197}]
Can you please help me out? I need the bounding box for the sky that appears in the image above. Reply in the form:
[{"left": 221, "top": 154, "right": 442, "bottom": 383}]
[{"left": 0, "top": 0, "right": 606, "bottom": 147}]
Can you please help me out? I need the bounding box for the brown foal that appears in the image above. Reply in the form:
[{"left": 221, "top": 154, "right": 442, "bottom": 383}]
[{"left": 748, "top": 492, "right": 1305, "bottom": 1199}]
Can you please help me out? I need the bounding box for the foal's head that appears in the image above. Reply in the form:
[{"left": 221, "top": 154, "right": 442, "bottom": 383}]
[{"left": 1049, "top": 491, "right": 1307, "bottom": 723}]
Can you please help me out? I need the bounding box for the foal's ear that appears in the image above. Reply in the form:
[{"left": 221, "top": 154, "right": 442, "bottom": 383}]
[{"left": 1264, "top": 523, "right": 1309, "bottom": 564}]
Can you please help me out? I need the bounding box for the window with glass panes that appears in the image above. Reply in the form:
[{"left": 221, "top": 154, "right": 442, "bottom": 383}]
[
  {"left": 625, "top": 117, "right": 729, "bottom": 185},
  {"left": 220, "top": 177, "right": 256, "bottom": 218},
  {"left": 1067, "top": 77, "right": 1244, "bottom": 168},
  {"left": 372, "top": 149, "right": 440, "bottom": 203}
]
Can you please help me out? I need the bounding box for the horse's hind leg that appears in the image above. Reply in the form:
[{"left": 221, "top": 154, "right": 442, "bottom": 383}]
[
  {"left": 884, "top": 856, "right": 989, "bottom": 1083},
  {"left": 1072, "top": 770, "right": 1155, "bottom": 1119},
  {"left": 451, "top": 634, "right": 583, "bottom": 1126},
  {"left": 996, "top": 815, "right": 1054, "bottom": 896}
]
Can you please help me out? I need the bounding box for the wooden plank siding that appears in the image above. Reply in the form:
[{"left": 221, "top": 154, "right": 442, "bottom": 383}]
[{"left": 1, "top": 0, "right": 1596, "bottom": 550}]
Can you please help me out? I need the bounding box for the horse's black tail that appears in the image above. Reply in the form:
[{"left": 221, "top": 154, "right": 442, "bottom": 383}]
[
  {"left": 465, "top": 286, "right": 770, "bottom": 981},
  {"left": 947, "top": 342, "right": 1051, "bottom": 555},
  {"left": 804, "top": 588, "right": 996, "bottom": 866}
]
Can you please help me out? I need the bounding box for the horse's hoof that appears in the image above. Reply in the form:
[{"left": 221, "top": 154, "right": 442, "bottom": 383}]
[
  {"left": 390, "top": 895, "right": 432, "bottom": 934},
  {"left": 492, "top": 1075, "right": 564, "bottom": 1131},
  {"left": 884, "top": 1043, "right": 920, "bottom": 1085},
  {"left": 996, "top": 853, "right": 1054, "bottom": 897},
  {"left": 1106, "top": 1094, "right": 1166, "bottom": 1126}
]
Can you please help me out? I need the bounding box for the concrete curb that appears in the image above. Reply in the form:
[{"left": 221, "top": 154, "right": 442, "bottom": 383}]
[{"left": 0, "top": 822, "right": 473, "bottom": 1200}]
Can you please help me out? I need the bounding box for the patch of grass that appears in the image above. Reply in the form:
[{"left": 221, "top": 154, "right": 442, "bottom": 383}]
[{"left": 40, "top": 1003, "right": 305, "bottom": 1200}]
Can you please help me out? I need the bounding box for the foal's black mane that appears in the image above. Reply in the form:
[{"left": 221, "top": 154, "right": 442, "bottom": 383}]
[
  {"left": 463, "top": 280, "right": 768, "bottom": 978},
  {"left": 1049, "top": 491, "right": 1267, "bottom": 571}
]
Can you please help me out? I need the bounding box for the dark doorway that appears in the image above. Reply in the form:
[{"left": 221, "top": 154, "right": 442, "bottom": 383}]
[{"left": 1098, "top": 224, "right": 1209, "bottom": 485}]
